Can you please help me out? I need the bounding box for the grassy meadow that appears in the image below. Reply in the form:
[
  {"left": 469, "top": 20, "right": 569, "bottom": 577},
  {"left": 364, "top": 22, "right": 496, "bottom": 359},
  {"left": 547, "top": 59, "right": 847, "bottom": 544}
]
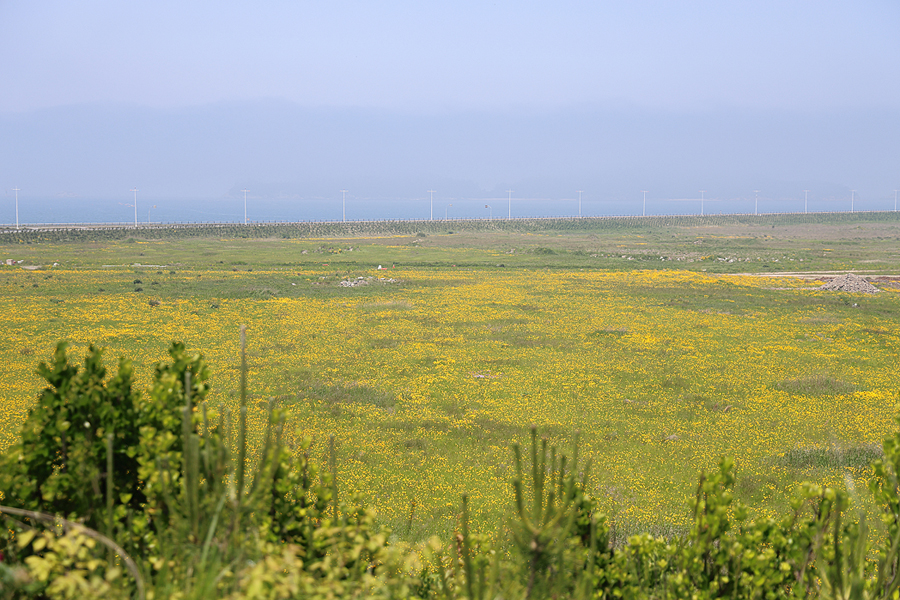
[{"left": 2, "top": 215, "right": 900, "bottom": 541}]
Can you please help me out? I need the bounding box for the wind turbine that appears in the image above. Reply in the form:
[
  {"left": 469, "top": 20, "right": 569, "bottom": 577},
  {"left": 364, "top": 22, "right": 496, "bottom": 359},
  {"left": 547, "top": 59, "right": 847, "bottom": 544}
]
[
  {"left": 507, "top": 190, "right": 513, "bottom": 220},
  {"left": 894, "top": 190, "right": 898, "bottom": 212},
  {"left": 804, "top": 190, "right": 810, "bottom": 214},
  {"left": 445, "top": 203, "right": 452, "bottom": 220},
  {"left": 851, "top": 189, "right": 856, "bottom": 213},
  {"left": 428, "top": 190, "right": 436, "bottom": 221},
  {"left": 340, "top": 190, "right": 348, "bottom": 222},
  {"left": 241, "top": 189, "right": 249, "bottom": 224},
  {"left": 641, "top": 190, "right": 648, "bottom": 217},
  {"left": 754, "top": 190, "right": 760, "bottom": 216},
  {"left": 12, "top": 187, "right": 19, "bottom": 230},
  {"left": 577, "top": 190, "right": 583, "bottom": 218},
  {"left": 485, "top": 204, "right": 492, "bottom": 221},
  {"left": 699, "top": 190, "right": 706, "bottom": 216}
]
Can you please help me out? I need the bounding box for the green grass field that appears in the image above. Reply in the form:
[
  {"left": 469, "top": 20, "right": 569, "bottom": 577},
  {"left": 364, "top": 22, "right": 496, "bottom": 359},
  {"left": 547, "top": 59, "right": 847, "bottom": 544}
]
[{"left": 2, "top": 214, "right": 899, "bottom": 541}]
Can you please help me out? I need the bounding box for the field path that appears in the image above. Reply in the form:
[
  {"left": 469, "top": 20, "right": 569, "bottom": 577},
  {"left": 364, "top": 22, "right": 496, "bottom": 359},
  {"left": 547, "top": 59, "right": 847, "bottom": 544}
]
[{"left": 731, "top": 270, "right": 900, "bottom": 278}]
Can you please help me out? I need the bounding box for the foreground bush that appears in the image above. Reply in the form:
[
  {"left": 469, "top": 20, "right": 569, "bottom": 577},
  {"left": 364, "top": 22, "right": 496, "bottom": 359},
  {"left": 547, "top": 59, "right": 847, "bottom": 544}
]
[{"left": 0, "top": 338, "right": 899, "bottom": 599}]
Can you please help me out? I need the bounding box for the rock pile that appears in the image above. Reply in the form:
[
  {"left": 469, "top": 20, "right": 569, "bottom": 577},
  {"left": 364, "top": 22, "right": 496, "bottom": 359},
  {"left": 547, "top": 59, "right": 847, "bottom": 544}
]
[
  {"left": 340, "top": 277, "right": 370, "bottom": 288},
  {"left": 819, "top": 273, "right": 880, "bottom": 294},
  {"left": 339, "top": 276, "right": 400, "bottom": 288}
]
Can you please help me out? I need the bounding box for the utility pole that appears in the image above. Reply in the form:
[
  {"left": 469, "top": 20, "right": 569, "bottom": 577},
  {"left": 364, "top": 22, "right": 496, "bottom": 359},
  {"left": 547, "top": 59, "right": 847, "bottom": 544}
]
[
  {"left": 130, "top": 188, "right": 138, "bottom": 228},
  {"left": 428, "top": 190, "right": 436, "bottom": 221},
  {"left": 241, "top": 189, "right": 249, "bottom": 224},
  {"left": 12, "top": 187, "right": 19, "bottom": 230}
]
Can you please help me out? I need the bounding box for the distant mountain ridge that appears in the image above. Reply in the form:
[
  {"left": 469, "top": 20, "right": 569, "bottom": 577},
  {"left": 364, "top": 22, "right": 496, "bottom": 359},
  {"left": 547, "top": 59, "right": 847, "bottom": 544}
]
[{"left": 1, "top": 100, "right": 897, "bottom": 204}]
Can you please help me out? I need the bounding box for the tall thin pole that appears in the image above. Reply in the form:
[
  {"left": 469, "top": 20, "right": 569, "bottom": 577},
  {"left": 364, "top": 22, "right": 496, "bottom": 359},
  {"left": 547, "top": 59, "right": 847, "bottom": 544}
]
[
  {"left": 699, "top": 190, "right": 706, "bottom": 216},
  {"left": 507, "top": 190, "right": 513, "bottom": 220},
  {"left": 851, "top": 189, "right": 856, "bottom": 213},
  {"left": 485, "top": 204, "right": 492, "bottom": 221},
  {"left": 577, "top": 190, "right": 583, "bottom": 217},
  {"left": 445, "top": 204, "right": 451, "bottom": 220},
  {"left": 12, "top": 187, "right": 19, "bottom": 230},
  {"left": 754, "top": 190, "right": 759, "bottom": 216},
  {"left": 641, "top": 190, "right": 648, "bottom": 217},
  {"left": 428, "top": 190, "right": 436, "bottom": 221},
  {"left": 241, "top": 189, "right": 249, "bottom": 224},
  {"left": 130, "top": 188, "right": 138, "bottom": 228},
  {"left": 894, "top": 190, "right": 898, "bottom": 212},
  {"left": 340, "top": 190, "right": 347, "bottom": 222},
  {"left": 804, "top": 190, "right": 809, "bottom": 214}
]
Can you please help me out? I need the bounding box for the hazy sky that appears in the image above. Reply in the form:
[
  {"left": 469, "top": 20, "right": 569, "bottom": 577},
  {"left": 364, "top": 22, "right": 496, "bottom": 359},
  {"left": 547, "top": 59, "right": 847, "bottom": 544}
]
[
  {"left": 3, "top": 1, "right": 898, "bottom": 113},
  {"left": 1, "top": 1, "right": 899, "bottom": 211}
]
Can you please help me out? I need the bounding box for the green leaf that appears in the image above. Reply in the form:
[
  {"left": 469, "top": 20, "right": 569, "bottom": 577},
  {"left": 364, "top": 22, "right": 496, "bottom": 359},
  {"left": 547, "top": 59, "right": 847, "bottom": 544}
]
[{"left": 16, "top": 529, "right": 36, "bottom": 549}]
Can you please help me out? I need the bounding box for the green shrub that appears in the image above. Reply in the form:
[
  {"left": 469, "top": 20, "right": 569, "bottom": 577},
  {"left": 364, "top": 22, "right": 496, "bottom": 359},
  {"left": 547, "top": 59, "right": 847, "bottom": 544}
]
[
  {"left": 0, "top": 336, "right": 397, "bottom": 598},
  {"left": 0, "top": 342, "right": 144, "bottom": 534}
]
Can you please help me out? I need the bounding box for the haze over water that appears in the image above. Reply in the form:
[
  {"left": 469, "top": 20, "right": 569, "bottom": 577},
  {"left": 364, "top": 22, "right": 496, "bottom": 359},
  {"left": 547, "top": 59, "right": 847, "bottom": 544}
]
[{"left": 3, "top": 194, "right": 897, "bottom": 227}]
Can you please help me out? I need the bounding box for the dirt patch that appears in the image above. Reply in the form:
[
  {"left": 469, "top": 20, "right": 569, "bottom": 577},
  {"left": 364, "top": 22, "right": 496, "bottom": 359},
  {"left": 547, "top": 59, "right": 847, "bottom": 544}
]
[
  {"left": 871, "top": 276, "right": 900, "bottom": 290},
  {"left": 733, "top": 271, "right": 900, "bottom": 289}
]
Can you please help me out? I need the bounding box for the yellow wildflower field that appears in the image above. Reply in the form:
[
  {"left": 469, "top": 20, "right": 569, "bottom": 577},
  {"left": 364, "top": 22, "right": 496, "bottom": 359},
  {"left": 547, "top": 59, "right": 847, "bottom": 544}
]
[{"left": 1, "top": 265, "right": 897, "bottom": 536}]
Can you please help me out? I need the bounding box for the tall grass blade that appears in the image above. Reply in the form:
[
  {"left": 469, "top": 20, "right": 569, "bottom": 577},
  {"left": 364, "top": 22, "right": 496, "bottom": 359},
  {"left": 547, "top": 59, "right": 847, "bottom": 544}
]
[
  {"left": 460, "top": 494, "right": 475, "bottom": 600},
  {"left": 329, "top": 435, "right": 339, "bottom": 522},
  {"left": 199, "top": 493, "right": 228, "bottom": 570},
  {"left": 238, "top": 325, "right": 248, "bottom": 499},
  {"left": 106, "top": 433, "right": 114, "bottom": 563}
]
